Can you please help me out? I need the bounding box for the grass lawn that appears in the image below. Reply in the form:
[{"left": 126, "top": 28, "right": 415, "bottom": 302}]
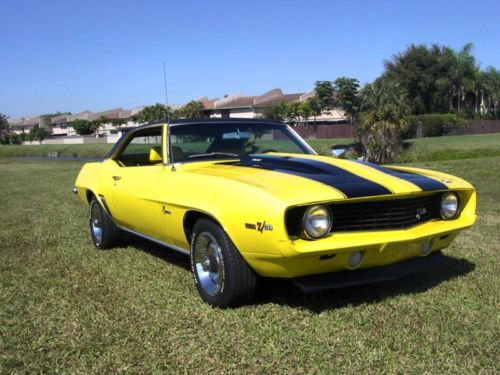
[
  {"left": 0, "top": 157, "right": 498, "bottom": 373},
  {"left": 1, "top": 133, "right": 499, "bottom": 163}
]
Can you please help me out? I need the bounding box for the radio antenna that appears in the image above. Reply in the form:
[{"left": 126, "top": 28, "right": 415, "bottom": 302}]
[{"left": 163, "top": 61, "right": 170, "bottom": 123}]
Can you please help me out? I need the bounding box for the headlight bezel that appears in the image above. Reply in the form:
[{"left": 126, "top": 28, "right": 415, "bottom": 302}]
[
  {"left": 301, "top": 204, "right": 333, "bottom": 240},
  {"left": 440, "top": 192, "right": 460, "bottom": 220}
]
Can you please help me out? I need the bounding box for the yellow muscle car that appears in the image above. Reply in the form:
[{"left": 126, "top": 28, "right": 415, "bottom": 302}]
[{"left": 74, "top": 119, "right": 476, "bottom": 307}]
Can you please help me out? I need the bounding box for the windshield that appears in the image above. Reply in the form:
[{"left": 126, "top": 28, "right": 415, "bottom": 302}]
[{"left": 169, "top": 122, "right": 314, "bottom": 163}]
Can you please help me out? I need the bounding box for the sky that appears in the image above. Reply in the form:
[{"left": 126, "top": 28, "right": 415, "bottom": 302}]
[{"left": 1, "top": 0, "right": 499, "bottom": 118}]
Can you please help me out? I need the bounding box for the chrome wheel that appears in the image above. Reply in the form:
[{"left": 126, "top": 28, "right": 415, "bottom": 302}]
[
  {"left": 90, "top": 202, "right": 103, "bottom": 246},
  {"left": 194, "top": 232, "right": 224, "bottom": 296}
]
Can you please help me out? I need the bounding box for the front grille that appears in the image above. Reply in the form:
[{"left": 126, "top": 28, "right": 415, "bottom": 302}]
[
  {"left": 328, "top": 194, "right": 442, "bottom": 232},
  {"left": 286, "top": 193, "right": 442, "bottom": 235}
]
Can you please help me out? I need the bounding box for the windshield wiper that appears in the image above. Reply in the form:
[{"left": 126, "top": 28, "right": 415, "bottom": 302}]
[{"left": 188, "top": 152, "right": 240, "bottom": 159}]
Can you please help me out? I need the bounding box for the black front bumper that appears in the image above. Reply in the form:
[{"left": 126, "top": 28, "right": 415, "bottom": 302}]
[{"left": 292, "top": 251, "right": 444, "bottom": 293}]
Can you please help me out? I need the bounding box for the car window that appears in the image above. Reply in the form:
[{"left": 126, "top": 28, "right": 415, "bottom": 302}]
[
  {"left": 115, "top": 127, "right": 162, "bottom": 167},
  {"left": 169, "top": 123, "right": 311, "bottom": 163}
]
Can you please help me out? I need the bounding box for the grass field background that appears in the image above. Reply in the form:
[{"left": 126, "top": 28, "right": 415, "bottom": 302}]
[
  {"left": 1, "top": 133, "right": 500, "bottom": 163},
  {"left": 0, "top": 153, "right": 498, "bottom": 372}
]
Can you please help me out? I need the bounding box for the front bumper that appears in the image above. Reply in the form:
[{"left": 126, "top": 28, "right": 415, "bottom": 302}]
[
  {"left": 292, "top": 251, "right": 444, "bottom": 293},
  {"left": 241, "top": 214, "right": 475, "bottom": 278}
]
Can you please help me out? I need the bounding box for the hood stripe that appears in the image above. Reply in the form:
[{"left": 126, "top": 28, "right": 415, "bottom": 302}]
[
  {"left": 355, "top": 161, "right": 448, "bottom": 191},
  {"left": 239, "top": 155, "right": 392, "bottom": 198}
]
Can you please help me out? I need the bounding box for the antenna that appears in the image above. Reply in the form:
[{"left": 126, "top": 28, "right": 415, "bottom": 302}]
[{"left": 163, "top": 61, "right": 170, "bottom": 123}]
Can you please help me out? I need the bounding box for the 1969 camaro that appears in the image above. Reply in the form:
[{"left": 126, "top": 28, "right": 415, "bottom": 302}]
[{"left": 74, "top": 119, "right": 476, "bottom": 307}]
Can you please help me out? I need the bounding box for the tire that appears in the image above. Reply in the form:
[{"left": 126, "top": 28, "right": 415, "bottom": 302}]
[
  {"left": 190, "top": 218, "right": 257, "bottom": 308},
  {"left": 89, "top": 197, "right": 121, "bottom": 249}
]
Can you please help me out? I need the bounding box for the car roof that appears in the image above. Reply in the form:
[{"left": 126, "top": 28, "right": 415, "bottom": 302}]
[{"left": 141, "top": 118, "right": 286, "bottom": 128}]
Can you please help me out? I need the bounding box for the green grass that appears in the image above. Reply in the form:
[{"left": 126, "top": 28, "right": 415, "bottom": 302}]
[
  {"left": 0, "top": 157, "right": 498, "bottom": 373},
  {"left": 0, "top": 143, "right": 113, "bottom": 158},
  {"left": 400, "top": 133, "right": 500, "bottom": 162},
  {"left": 1, "top": 133, "right": 499, "bottom": 163}
]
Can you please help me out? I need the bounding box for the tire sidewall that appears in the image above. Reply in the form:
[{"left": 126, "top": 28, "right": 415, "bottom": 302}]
[
  {"left": 190, "top": 219, "right": 230, "bottom": 307},
  {"left": 89, "top": 198, "right": 105, "bottom": 249}
]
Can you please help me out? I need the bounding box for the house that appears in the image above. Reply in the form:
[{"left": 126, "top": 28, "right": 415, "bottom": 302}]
[
  {"left": 50, "top": 113, "right": 71, "bottom": 136},
  {"left": 9, "top": 116, "right": 40, "bottom": 134},
  {"left": 198, "top": 88, "right": 346, "bottom": 124}
]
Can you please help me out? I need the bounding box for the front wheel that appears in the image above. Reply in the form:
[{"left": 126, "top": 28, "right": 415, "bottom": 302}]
[
  {"left": 190, "top": 219, "right": 257, "bottom": 308},
  {"left": 89, "top": 197, "right": 121, "bottom": 249}
]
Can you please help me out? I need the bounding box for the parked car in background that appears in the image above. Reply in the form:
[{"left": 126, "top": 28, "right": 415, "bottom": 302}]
[{"left": 74, "top": 119, "right": 476, "bottom": 307}]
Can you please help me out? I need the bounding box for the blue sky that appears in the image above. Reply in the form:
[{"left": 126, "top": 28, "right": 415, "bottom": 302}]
[{"left": 1, "top": 0, "right": 499, "bottom": 118}]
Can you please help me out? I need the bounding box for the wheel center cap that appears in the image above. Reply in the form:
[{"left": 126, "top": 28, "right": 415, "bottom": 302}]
[{"left": 202, "top": 256, "right": 211, "bottom": 271}]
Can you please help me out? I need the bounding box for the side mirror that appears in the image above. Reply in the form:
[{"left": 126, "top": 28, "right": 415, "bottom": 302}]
[
  {"left": 330, "top": 144, "right": 348, "bottom": 157},
  {"left": 149, "top": 147, "right": 162, "bottom": 163}
]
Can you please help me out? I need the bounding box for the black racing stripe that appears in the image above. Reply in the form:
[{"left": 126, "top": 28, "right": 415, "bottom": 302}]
[
  {"left": 239, "top": 155, "right": 392, "bottom": 198},
  {"left": 355, "top": 160, "right": 448, "bottom": 191}
]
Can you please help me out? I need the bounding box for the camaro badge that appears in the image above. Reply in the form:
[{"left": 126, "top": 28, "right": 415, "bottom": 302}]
[
  {"left": 245, "top": 221, "right": 273, "bottom": 233},
  {"left": 416, "top": 207, "right": 427, "bottom": 220}
]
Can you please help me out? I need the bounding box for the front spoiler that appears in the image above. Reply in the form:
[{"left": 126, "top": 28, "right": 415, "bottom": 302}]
[{"left": 292, "top": 251, "right": 444, "bottom": 293}]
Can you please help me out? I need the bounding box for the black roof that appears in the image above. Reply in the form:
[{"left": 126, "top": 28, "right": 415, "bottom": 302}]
[{"left": 147, "top": 118, "right": 286, "bottom": 127}]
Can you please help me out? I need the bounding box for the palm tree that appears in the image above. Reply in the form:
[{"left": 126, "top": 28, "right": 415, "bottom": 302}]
[
  {"left": 357, "top": 78, "right": 410, "bottom": 163},
  {"left": 482, "top": 67, "right": 500, "bottom": 117},
  {"left": 445, "top": 43, "right": 478, "bottom": 113}
]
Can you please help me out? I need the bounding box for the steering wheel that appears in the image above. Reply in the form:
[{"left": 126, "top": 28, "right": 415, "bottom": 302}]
[{"left": 260, "top": 149, "right": 278, "bottom": 154}]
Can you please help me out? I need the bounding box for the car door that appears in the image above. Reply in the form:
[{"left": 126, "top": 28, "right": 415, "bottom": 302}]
[{"left": 109, "top": 125, "right": 166, "bottom": 240}]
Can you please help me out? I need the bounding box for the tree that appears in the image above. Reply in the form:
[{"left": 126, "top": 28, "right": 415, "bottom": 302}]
[
  {"left": 314, "top": 80, "right": 335, "bottom": 111},
  {"left": 27, "top": 125, "right": 51, "bottom": 141},
  {"left": 89, "top": 115, "right": 108, "bottom": 137},
  {"left": 297, "top": 99, "right": 315, "bottom": 125},
  {"left": 260, "top": 101, "right": 289, "bottom": 121},
  {"left": 112, "top": 118, "right": 128, "bottom": 131},
  {"left": 0, "top": 113, "right": 9, "bottom": 143},
  {"left": 482, "top": 66, "right": 500, "bottom": 117},
  {"left": 357, "top": 78, "right": 411, "bottom": 163},
  {"left": 137, "top": 103, "right": 174, "bottom": 123},
  {"left": 384, "top": 44, "right": 453, "bottom": 114},
  {"left": 333, "top": 77, "right": 360, "bottom": 123},
  {"left": 72, "top": 119, "right": 93, "bottom": 135},
  {"left": 445, "top": 43, "right": 478, "bottom": 113},
  {"left": 180, "top": 100, "right": 205, "bottom": 118}
]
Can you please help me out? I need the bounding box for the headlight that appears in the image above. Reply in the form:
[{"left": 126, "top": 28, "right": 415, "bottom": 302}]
[
  {"left": 440, "top": 192, "right": 459, "bottom": 219},
  {"left": 302, "top": 205, "right": 332, "bottom": 239}
]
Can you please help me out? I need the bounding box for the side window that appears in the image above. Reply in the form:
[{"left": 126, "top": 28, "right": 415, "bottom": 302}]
[{"left": 115, "top": 127, "right": 162, "bottom": 167}]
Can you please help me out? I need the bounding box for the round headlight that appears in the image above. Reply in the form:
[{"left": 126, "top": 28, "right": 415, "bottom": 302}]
[
  {"left": 302, "top": 205, "right": 332, "bottom": 239},
  {"left": 441, "top": 192, "right": 459, "bottom": 219}
]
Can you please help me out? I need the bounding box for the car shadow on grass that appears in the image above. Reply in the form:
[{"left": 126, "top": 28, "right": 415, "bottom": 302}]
[
  {"left": 121, "top": 234, "right": 191, "bottom": 271},
  {"left": 119, "top": 235, "right": 475, "bottom": 313},
  {"left": 255, "top": 254, "right": 475, "bottom": 313}
]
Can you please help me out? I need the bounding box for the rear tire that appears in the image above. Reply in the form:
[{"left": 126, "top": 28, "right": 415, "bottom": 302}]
[
  {"left": 190, "top": 219, "right": 257, "bottom": 308},
  {"left": 89, "top": 197, "right": 121, "bottom": 249}
]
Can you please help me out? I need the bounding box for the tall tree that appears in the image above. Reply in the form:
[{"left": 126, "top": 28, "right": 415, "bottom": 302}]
[
  {"left": 445, "top": 43, "right": 478, "bottom": 113},
  {"left": 0, "top": 113, "right": 9, "bottom": 143},
  {"left": 482, "top": 66, "right": 500, "bottom": 117},
  {"left": 89, "top": 115, "right": 108, "bottom": 137},
  {"left": 333, "top": 77, "right": 360, "bottom": 123},
  {"left": 314, "top": 81, "right": 335, "bottom": 112},
  {"left": 179, "top": 100, "right": 205, "bottom": 118},
  {"left": 72, "top": 119, "right": 93, "bottom": 135},
  {"left": 357, "top": 78, "right": 411, "bottom": 163},
  {"left": 384, "top": 44, "right": 452, "bottom": 114},
  {"left": 137, "top": 103, "right": 170, "bottom": 123}
]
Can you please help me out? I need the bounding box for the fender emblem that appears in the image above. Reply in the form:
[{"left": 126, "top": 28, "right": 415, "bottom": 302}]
[{"left": 245, "top": 221, "right": 273, "bottom": 233}]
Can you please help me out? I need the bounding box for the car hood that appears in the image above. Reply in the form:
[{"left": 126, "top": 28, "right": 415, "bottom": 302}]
[{"left": 178, "top": 154, "right": 454, "bottom": 206}]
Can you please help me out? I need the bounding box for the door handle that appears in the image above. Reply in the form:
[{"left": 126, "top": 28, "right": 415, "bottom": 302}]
[{"left": 112, "top": 176, "right": 121, "bottom": 181}]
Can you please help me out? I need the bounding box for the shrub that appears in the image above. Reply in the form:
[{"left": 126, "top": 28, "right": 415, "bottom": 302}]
[{"left": 405, "top": 114, "right": 471, "bottom": 138}]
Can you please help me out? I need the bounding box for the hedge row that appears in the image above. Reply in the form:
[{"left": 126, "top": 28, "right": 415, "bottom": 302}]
[{"left": 404, "top": 114, "right": 471, "bottom": 138}]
